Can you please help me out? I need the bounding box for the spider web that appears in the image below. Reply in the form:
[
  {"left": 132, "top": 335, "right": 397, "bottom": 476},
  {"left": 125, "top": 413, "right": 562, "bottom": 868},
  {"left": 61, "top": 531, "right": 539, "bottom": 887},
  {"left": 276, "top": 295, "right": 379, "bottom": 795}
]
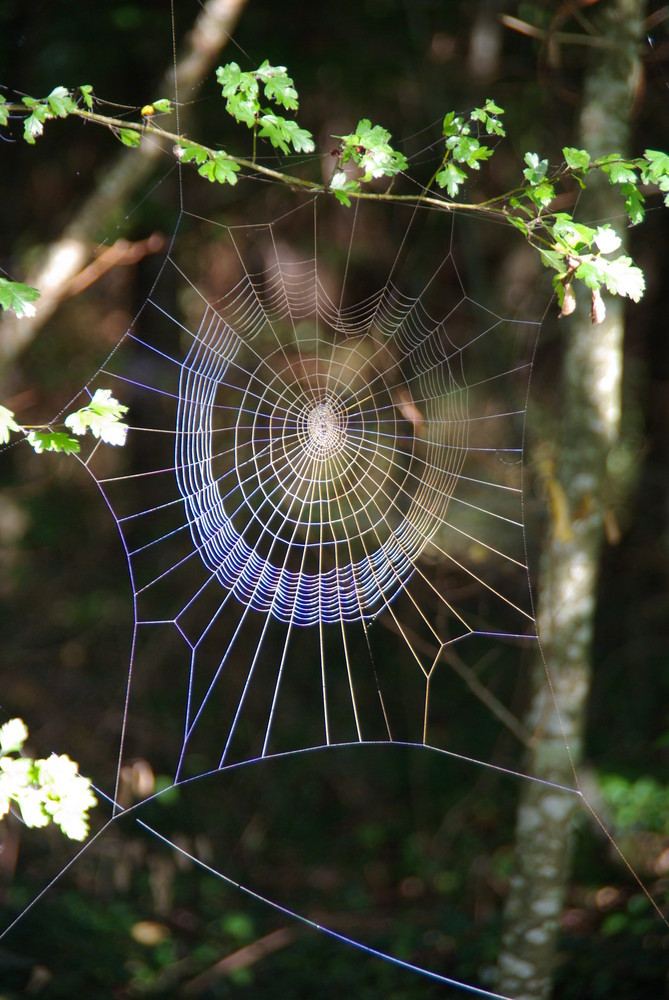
[
  {"left": 15, "top": 191, "right": 553, "bottom": 997},
  {"left": 87, "top": 197, "right": 538, "bottom": 781},
  {"left": 4, "top": 79, "right": 585, "bottom": 998}
]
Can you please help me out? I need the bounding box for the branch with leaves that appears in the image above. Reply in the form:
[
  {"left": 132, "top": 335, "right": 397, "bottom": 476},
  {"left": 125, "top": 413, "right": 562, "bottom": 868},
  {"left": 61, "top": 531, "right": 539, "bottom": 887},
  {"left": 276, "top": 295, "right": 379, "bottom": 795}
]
[
  {"left": 1, "top": 60, "right": 668, "bottom": 436},
  {"left": 1, "top": 66, "right": 667, "bottom": 322},
  {"left": 1, "top": 388, "right": 128, "bottom": 455}
]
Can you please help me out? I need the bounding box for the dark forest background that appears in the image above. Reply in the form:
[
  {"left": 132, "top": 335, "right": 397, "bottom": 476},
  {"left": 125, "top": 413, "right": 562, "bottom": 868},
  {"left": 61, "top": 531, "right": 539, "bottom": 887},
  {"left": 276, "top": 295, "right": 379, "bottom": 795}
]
[{"left": 0, "top": 1, "right": 668, "bottom": 997}]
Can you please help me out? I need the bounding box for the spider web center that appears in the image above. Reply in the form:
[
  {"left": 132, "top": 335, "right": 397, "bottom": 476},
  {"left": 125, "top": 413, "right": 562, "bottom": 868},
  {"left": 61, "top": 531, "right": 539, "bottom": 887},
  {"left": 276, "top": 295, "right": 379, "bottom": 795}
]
[{"left": 304, "top": 397, "right": 346, "bottom": 457}]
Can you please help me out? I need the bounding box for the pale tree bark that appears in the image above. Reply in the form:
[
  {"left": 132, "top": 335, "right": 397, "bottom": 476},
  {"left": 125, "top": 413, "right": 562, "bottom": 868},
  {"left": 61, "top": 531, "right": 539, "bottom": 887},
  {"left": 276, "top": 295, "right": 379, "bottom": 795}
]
[
  {"left": 0, "top": 0, "right": 250, "bottom": 369},
  {"left": 496, "top": 2, "right": 646, "bottom": 998}
]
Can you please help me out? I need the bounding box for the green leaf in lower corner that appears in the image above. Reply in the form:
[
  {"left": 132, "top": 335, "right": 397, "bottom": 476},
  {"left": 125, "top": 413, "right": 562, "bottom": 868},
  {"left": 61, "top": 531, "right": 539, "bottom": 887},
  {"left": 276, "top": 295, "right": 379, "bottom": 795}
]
[
  {"left": 27, "top": 430, "right": 80, "bottom": 455},
  {"left": 0, "top": 277, "right": 40, "bottom": 318}
]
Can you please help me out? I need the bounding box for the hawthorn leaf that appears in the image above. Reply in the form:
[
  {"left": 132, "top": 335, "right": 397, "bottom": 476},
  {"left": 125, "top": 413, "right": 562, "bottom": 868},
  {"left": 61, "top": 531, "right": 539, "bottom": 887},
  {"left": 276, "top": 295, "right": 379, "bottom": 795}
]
[
  {"left": 64, "top": 389, "right": 129, "bottom": 445},
  {"left": 0, "top": 278, "right": 40, "bottom": 318},
  {"left": 119, "top": 128, "right": 140, "bottom": 148},
  {"left": 46, "top": 86, "right": 76, "bottom": 118},
  {"left": 27, "top": 430, "right": 80, "bottom": 455},
  {"left": 436, "top": 163, "right": 467, "bottom": 198},
  {"left": 563, "top": 146, "right": 591, "bottom": 171}
]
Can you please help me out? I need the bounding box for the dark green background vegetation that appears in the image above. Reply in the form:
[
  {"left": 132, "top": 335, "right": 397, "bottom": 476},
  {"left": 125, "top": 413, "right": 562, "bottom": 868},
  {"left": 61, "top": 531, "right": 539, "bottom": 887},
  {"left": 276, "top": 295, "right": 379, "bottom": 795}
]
[{"left": 0, "top": 1, "right": 668, "bottom": 996}]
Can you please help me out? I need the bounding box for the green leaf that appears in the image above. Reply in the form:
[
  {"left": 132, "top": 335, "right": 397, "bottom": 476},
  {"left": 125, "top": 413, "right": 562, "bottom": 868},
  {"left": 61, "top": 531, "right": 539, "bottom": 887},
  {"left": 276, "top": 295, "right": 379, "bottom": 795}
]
[
  {"left": 216, "top": 62, "right": 248, "bottom": 99},
  {"left": 224, "top": 92, "right": 257, "bottom": 128},
  {"left": 0, "top": 277, "right": 40, "bottom": 318},
  {"left": 447, "top": 135, "right": 493, "bottom": 170},
  {"left": 442, "top": 112, "right": 465, "bottom": 139},
  {"left": 621, "top": 182, "right": 645, "bottom": 225},
  {"left": 256, "top": 61, "right": 299, "bottom": 111},
  {"left": 523, "top": 152, "right": 548, "bottom": 185},
  {"left": 64, "top": 388, "right": 129, "bottom": 445},
  {"left": 329, "top": 171, "right": 359, "bottom": 206},
  {"left": 27, "top": 430, "right": 80, "bottom": 455},
  {"left": 22, "top": 101, "right": 50, "bottom": 144},
  {"left": 178, "top": 142, "right": 209, "bottom": 165},
  {"left": 470, "top": 100, "right": 505, "bottom": 137},
  {"left": 0, "top": 94, "right": 7, "bottom": 128},
  {"left": 46, "top": 86, "right": 76, "bottom": 118},
  {"left": 0, "top": 405, "right": 20, "bottom": 444},
  {"left": 197, "top": 152, "right": 240, "bottom": 185},
  {"left": 79, "top": 85, "right": 93, "bottom": 109},
  {"left": 257, "top": 114, "right": 314, "bottom": 154},
  {"left": 119, "top": 128, "right": 141, "bottom": 148},
  {"left": 506, "top": 214, "right": 529, "bottom": 237},
  {"left": 436, "top": 163, "right": 467, "bottom": 198},
  {"left": 574, "top": 258, "right": 607, "bottom": 290},
  {"left": 551, "top": 214, "right": 595, "bottom": 251},
  {"left": 563, "top": 146, "right": 591, "bottom": 171},
  {"left": 525, "top": 180, "right": 554, "bottom": 209},
  {"left": 600, "top": 157, "right": 638, "bottom": 185},
  {"left": 539, "top": 248, "right": 568, "bottom": 274},
  {"left": 641, "top": 148, "right": 669, "bottom": 185}
]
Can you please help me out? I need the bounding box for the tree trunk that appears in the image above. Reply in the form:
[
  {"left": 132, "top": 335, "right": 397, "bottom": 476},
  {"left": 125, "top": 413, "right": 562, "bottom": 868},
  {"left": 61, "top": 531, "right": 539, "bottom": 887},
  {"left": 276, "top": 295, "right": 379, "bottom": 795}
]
[{"left": 496, "top": 2, "right": 645, "bottom": 998}]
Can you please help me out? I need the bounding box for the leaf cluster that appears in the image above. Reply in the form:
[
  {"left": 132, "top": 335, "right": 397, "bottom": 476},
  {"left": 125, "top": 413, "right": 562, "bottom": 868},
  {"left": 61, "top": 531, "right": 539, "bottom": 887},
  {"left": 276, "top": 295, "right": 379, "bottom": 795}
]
[
  {"left": 0, "top": 718, "right": 97, "bottom": 841},
  {"left": 2, "top": 69, "right": 668, "bottom": 321},
  {"left": 329, "top": 120, "right": 409, "bottom": 205},
  {"left": 434, "top": 99, "right": 505, "bottom": 198},
  {"left": 215, "top": 60, "right": 314, "bottom": 157},
  {"left": 0, "top": 389, "right": 129, "bottom": 455}
]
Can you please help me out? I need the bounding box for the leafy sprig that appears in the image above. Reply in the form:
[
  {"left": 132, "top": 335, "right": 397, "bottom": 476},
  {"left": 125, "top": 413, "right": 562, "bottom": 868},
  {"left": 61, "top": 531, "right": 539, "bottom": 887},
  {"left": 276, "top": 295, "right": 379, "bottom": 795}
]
[
  {"left": 2, "top": 72, "right": 668, "bottom": 320},
  {"left": 1, "top": 389, "right": 129, "bottom": 455},
  {"left": 329, "top": 119, "right": 408, "bottom": 206},
  {"left": 434, "top": 100, "right": 505, "bottom": 198},
  {"left": 215, "top": 60, "right": 314, "bottom": 159},
  {"left": 0, "top": 718, "right": 97, "bottom": 841}
]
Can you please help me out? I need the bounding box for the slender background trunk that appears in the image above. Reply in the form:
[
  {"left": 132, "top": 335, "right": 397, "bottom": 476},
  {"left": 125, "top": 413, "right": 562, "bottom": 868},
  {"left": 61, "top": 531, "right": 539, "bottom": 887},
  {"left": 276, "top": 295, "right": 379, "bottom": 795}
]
[{"left": 496, "top": 2, "right": 646, "bottom": 997}]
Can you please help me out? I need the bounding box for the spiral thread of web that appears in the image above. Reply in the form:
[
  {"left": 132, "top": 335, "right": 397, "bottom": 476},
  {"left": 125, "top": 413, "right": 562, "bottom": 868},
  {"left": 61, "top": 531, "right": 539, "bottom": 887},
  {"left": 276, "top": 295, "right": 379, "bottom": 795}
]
[{"left": 175, "top": 258, "right": 469, "bottom": 626}]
